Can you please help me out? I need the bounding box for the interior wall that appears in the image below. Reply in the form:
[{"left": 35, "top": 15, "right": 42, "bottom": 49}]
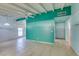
[
  {"left": 65, "top": 18, "right": 71, "bottom": 47},
  {"left": 71, "top": 3, "right": 79, "bottom": 55},
  {"left": 0, "top": 15, "right": 18, "bottom": 42},
  {"left": 55, "top": 23, "right": 65, "bottom": 39},
  {"left": 26, "top": 20, "right": 55, "bottom": 43}
]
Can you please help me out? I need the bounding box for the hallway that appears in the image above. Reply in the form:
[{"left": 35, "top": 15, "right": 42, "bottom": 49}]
[{"left": 0, "top": 37, "right": 77, "bottom": 56}]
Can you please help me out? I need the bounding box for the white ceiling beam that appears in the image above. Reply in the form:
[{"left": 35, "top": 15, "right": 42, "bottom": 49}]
[
  {"left": 0, "top": 4, "right": 29, "bottom": 16},
  {"left": 0, "top": 3, "right": 71, "bottom": 19},
  {"left": 41, "top": 3, "right": 54, "bottom": 11},
  {"left": 13, "top": 3, "right": 39, "bottom": 14},
  {"left": 0, "top": 8, "right": 25, "bottom": 15},
  {"left": 10, "top": 3, "right": 36, "bottom": 14},
  {"left": 39, "top": 3, "right": 48, "bottom": 13},
  {"left": 0, "top": 4, "right": 27, "bottom": 13},
  {"left": 24, "top": 3, "right": 41, "bottom": 13},
  {"left": 28, "top": 3, "right": 46, "bottom": 13},
  {"left": 0, "top": 7, "right": 27, "bottom": 17}
]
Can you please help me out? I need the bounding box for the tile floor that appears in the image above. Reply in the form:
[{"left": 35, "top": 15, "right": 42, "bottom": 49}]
[{"left": 0, "top": 37, "right": 77, "bottom": 56}]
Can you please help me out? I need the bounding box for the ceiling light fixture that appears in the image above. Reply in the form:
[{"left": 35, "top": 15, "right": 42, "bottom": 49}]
[{"left": 4, "top": 23, "right": 10, "bottom": 26}]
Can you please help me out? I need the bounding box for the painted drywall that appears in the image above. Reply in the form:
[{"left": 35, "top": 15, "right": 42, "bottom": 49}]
[
  {"left": 0, "top": 15, "right": 18, "bottom": 42},
  {"left": 71, "top": 3, "right": 79, "bottom": 55},
  {"left": 55, "top": 16, "right": 70, "bottom": 23},
  {"left": 65, "top": 18, "right": 71, "bottom": 47},
  {"left": 26, "top": 20, "right": 55, "bottom": 43}
]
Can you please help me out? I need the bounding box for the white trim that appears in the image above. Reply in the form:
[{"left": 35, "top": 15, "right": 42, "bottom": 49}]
[{"left": 71, "top": 46, "right": 79, "bottom": 56}]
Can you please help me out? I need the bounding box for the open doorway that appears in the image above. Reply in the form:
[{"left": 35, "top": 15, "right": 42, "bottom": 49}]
[
  {"left": 18, "top": 28, "right": 23, "bottom": 36},
  {"left": 17, "top": 20, "right": 26, "bottom": 37},
  {"left": 55, "top": 23, "right": 65, "bottom": 40}
]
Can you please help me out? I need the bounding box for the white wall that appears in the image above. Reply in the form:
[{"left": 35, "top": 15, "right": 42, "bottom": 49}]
[
  {"left": 71, "top": 3, "right": 79, "bottom": 55},
  {"left": 65, "top": 19, "right": 71, "bottom": 47},
  {"left": 0, "top": 15, "right": 18, "bottom": 42}
]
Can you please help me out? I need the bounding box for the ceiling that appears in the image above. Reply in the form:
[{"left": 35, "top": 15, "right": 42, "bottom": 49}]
[{"left": 0, "top": 3, "right": 71, "bottom": 22}]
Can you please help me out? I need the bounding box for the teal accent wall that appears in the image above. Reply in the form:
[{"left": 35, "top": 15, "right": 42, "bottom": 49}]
[
  {"left": 54, "top": 6, "right": 71, "bottom": 17},
  {"left": 27, "top": 11, "right": 55, "bottom": 23},
  {"left": 26, "top": 20, "right": 55, "bottom": 43}
]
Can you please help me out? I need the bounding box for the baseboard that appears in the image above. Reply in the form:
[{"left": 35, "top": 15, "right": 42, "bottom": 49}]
[
  {"left": 71, "top": 46, "right": 78, "bottom": 56},
  {"left": 0, "top": 36, "right": 24, "bottom": 43},
  {"left": 26, "top": 39, "right": 54, "bottom": 45}
]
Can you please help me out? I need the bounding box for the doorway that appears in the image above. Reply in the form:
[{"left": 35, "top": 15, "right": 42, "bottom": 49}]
[
  {"left": 17, "top": 20, "right": 26, "bottom": 37},
  {"left": 55, "top": 23, "right": 65, "bottom": 39}
]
